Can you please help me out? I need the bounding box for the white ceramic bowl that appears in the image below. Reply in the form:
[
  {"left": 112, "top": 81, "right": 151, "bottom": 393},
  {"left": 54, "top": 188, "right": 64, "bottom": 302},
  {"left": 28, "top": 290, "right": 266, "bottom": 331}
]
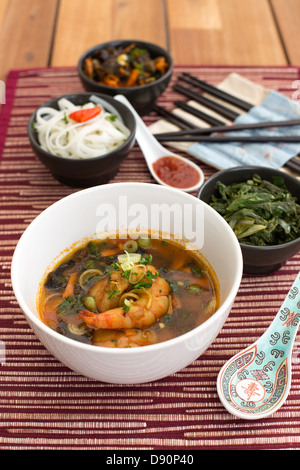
[{"left": 11, "top": 183, "right": 243, "bottom": 384}]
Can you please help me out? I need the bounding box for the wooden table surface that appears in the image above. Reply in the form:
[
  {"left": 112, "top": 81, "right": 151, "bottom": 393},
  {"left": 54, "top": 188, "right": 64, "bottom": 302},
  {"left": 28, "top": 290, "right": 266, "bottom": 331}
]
[{"left": 1, "top": 0, "right": 300, "bottom": 83}]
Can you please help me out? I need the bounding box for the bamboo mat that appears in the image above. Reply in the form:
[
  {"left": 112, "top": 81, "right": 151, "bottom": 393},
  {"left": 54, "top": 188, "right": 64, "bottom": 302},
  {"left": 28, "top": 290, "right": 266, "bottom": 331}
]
[{"left": 0, "top": 65, "right": 300, "bottom": 451}]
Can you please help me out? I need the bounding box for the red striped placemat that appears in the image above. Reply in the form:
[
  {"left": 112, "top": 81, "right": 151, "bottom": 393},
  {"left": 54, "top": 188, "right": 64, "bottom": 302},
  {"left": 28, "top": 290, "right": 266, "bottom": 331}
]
[{"left": 0, "top": 66, "right": 300, "bottom": 451}]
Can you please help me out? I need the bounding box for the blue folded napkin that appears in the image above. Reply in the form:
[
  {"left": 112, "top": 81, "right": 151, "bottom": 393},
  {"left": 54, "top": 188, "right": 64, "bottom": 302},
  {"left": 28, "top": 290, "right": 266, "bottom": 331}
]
[{"left": 188, "top": 90, "right": 300, "bottom": 169}]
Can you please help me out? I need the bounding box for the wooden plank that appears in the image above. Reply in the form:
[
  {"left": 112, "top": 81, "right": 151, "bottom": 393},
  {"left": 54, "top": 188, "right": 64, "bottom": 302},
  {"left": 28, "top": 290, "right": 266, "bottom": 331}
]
[
  {"left": 51, "top": 0, "right": 167, "bottom": 66},
  {"left": 167, "top": 0, "right": 287, "bottom": 65},
  {"left": 0, "top": 0, "right": 59, "bottom": 81},
  {"left": 0, "top": 0, "right": 10, "bottom": 26},
  {"left": 271, "top": 0, "right": 300, "bottom": 65}
]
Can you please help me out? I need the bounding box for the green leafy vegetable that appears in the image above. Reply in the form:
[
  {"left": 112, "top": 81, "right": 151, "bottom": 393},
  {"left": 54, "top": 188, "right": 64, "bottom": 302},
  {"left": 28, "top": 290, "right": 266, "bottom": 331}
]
[
  {"left": 210, "top": 174, "right": 300, "bottom": 246},
  {"left": 87, "top": 241, "right": 99, "bottom": 256},
  {"left": 57, "top": 295, "right": 85, "bottom": 317}
]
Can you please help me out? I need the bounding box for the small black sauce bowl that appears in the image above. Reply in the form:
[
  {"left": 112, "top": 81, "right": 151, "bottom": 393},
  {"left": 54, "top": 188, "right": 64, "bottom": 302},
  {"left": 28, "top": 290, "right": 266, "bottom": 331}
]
[
  {"left": 77, "top": 39, "right": 173, "bottom": 116},
  {"left": 27, "top": 93, "right": 136, "bottom": 187},
  {"left": 197, "top": 166, "right": 300, "bottom": 275}
]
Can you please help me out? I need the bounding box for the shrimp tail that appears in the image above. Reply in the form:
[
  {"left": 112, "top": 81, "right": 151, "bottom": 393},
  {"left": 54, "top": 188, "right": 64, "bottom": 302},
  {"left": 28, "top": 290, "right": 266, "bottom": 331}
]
[
  {"left": 78, "top": 309, "right": 97, "bottom": 327},
  {"left": 78, "top": 308, "right": 135, "bottom": 329}
]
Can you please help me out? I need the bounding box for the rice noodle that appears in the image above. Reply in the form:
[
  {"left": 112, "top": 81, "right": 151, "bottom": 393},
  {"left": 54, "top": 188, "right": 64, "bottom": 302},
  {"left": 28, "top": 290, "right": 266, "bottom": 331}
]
[{"left": 34, "top": 97, "right": 131, "bottom": 159}]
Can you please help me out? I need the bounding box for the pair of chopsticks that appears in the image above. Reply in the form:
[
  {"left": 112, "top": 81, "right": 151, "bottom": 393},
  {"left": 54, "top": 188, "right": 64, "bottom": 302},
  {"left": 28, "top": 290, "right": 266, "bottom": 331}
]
[{"left": 154, "top": 73, "right": 300, "bottom": 174}]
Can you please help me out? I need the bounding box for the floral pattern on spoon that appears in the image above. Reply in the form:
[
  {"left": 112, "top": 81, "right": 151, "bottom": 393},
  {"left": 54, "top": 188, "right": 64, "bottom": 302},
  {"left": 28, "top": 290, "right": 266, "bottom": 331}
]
[{"left": 217, "top": 271, "right": 300, "bottom": 420}]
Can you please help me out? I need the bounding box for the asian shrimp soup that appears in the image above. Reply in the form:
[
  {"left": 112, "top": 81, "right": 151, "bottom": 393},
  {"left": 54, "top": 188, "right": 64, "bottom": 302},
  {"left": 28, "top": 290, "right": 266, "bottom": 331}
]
[{"left": 38, "top": 237, "right": 220, "bottom": 348}]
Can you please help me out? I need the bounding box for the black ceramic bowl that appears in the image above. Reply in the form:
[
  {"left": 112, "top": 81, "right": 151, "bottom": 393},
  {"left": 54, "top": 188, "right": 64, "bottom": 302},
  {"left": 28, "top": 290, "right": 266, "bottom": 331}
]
[
  {"left": 77, "top": 39, "right": 173, "bottom": 116},
  {"left": 28, "top": 92, "right": 136, "bottom": 187},
  {"left": 197, "top": 166, "right": 300, "bottom": 275}
]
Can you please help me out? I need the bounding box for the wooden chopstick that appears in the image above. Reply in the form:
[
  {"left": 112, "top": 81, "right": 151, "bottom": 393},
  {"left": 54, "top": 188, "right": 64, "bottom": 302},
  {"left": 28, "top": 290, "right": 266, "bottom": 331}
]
[
  {"left": 174, "top": 101, "right": 225, "bottom": 127},
  {"left": 180, "top": 72, "right": 253, "bottom": 112},
  {"left": 154, "top": 118, "right": 300, "bottom": 139},
  {"left": 173, "top": 83, "right": 240, "bottom": 121}
]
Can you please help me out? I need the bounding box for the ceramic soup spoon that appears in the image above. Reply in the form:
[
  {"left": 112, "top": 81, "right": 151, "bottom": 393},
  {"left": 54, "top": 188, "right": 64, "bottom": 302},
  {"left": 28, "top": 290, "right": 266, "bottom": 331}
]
[
  {"left": 217, "top": 271, "right": 300, "bottom": 420},
  {"left": 114, "top": 94, "right": 204, "bottom": 192}
]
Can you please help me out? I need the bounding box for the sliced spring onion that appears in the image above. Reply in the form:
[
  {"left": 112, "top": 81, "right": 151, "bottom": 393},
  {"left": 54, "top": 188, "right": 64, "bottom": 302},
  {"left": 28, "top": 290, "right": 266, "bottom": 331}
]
[
  {"left": 119, "top": 292, "right": 140, "bottom": 306},
  {"left": 187, "top": 284, "right": 202, "bottom": 293},
  {"left": 117, "top": 252, "right": 141, "bottom": 271},
  {"left": 67, "top": 323, "right": 88, "bottom": 335},
  {"left": 83, "top": 296, "right": 97, "bottom": 311},
  {"left": 137, "top": 236, "right": 152, "bottom": 247},
  {"left": 117, "top": 252, "right": 141, "bottom": 263},
  {"left": 123, "top": 240, "right": 138, "bottom": 253}
]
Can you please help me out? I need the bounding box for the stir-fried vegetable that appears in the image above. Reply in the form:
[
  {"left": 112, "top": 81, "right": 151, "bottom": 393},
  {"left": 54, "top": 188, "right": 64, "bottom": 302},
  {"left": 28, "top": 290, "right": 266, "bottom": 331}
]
[
  {"left": 82, "top": 43, "right": 170, "bottom": 88},
  {"left": 210, "top": 174, "right": 300, "bottom": 246}
]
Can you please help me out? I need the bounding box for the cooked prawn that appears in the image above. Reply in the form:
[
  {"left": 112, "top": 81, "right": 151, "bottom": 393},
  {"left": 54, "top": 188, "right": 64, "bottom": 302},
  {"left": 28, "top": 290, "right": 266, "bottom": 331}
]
[
  {"left": 78, "top": 265, "right": 170, "bottom": 329},
  {"left": 79, "top": 295, "right": 169, "bottom": 329},
  {"left": 89, "top": 269, "right": 130, "bottom": 312},
  {"left": 92, "top": 328, "right": 158, "bottom": 348}
]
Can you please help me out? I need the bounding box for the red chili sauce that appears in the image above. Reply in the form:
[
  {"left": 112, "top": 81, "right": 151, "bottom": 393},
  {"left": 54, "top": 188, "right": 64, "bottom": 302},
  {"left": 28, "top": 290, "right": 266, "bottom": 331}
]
[{"left": 152, "top": 156, "right": 200, "bottom": 189}]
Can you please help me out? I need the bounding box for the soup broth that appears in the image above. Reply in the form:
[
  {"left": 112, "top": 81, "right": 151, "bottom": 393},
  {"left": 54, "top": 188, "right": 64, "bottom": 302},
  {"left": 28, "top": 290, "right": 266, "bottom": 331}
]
[{"left": 38, "top": 236, "right": 220, "bottom": 348}]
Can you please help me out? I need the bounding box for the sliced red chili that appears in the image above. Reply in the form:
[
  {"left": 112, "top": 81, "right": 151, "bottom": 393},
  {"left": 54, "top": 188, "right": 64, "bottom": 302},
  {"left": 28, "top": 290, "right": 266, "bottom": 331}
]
[{"left": 69, "top": 105, "right": 101, "bottom": 123}]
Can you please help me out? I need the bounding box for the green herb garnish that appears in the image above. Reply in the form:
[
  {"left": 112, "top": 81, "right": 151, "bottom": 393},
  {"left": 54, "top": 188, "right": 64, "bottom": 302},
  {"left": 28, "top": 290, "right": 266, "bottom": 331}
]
[
  {"left": 87, "top": 241, "right": 99, "bottom": 256},
  {"left": 122, "top": 302, "right": 130, "bottom": 313},
  {"left": 140, "top": 254, "right": 153, "bottom": 265},
  {"left": 192, "top": 266, "right": 203, "bottom": 277},
  {"left": 62, "top": 113, "right": 69, "bottom": 124},
  {"left": 132, "top": 269, "right": 158, "bottom": 289},
  {"left": 110, "top": 262, "right": 120, "bottom": 271},
  {"left": 57, "top": 295, "right": 85, "bottom": 317},
  {"left": 108, "top": 286, "right": 120, "bottom": 299},
  {"left": 106, "top": 114, "right": 117, "bottom": 122}
]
